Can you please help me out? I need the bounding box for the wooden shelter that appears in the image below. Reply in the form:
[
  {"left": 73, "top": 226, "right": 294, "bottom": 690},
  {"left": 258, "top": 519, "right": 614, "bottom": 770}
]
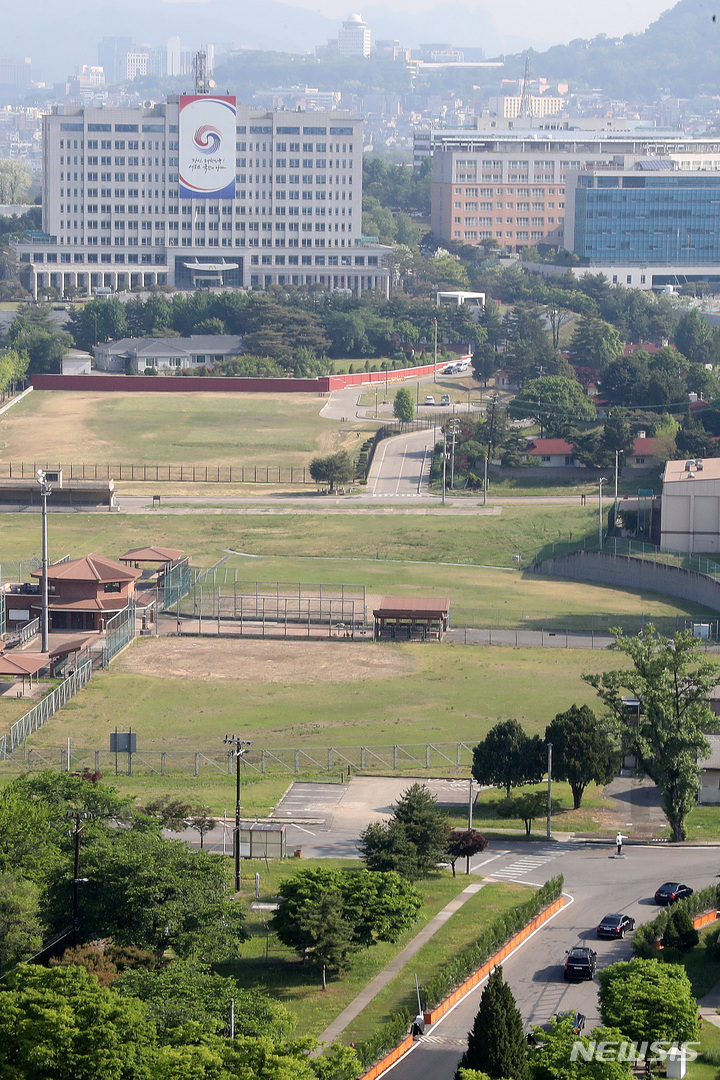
[{"left": 372, "top": 596, "right": 450, "bottom": 641}]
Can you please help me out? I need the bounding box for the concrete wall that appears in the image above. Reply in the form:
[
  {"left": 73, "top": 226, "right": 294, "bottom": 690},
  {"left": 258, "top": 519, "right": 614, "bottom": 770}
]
[{"left": 532, "top": 550, "right": 720, "bottom": 614}]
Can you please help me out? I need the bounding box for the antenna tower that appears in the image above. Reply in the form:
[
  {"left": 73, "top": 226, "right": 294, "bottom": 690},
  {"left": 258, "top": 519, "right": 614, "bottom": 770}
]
[
  {"left": 193, "top": 51, "right": 210, "bottom": 94},
  {"left": 518, "top": 53, "right": 533, "bottom": 120}
]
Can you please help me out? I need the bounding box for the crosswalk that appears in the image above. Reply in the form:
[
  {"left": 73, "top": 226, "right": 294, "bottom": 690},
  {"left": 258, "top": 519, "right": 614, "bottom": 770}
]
[
  {"left": 487, "top": 848, "right": 563, "bottom": 884},
  {"left": 372, "top": 492, "right": 427, "bottom": 498},
  {"left": 417, "top": 1036, "right": 466, "bottom": 1046}
]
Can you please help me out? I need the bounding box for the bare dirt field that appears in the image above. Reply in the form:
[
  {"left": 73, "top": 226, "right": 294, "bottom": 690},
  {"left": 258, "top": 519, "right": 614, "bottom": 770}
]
[{"left": 116, "top": 635, "right": 419, "bottom": 683}]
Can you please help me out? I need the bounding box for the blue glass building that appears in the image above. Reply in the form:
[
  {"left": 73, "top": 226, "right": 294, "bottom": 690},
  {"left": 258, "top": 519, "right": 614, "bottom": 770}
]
[{"left": 567, "top": 165, "right": 720, "bottom": 266}]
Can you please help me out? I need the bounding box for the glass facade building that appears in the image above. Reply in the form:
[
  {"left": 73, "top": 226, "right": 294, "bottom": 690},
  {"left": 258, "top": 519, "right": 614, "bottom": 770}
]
[{"left": 569, "top": 170, "right": 720, "bottom": 265}]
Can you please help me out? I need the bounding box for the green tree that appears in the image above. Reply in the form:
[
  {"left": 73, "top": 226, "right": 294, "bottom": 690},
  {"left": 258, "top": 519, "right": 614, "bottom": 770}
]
[
  {"left": 583, "top": 626, "right": 719, "bottom": 841},
  {"left": 187, "top": 808, "right": 217, "bottom": 850},
  {"left": 296, "top": 889, "right": 358, "bottom": 988},
  {"left": 357, "top": 819, "right": 422, "bottom": 879},
  {"left": 472, "top": 720, "right": 546, "bottom": 798},
  {"left": 143, "top": 796, "right": 193, "bottom": 831},
  {"left": 674, "top": 308, "right": 711, "bottom": 363},
  {"left": 601, "top": 409, "right": 635, "bottom": 460},
  {"left": 66, "top": 297, "right": 129, "bottom": 351},
  {"left": 114, "top": 959, "right": 294, "bottom": 1040},
  {"left": 456, "top": 965, "right": 527, "bottom": 1080},
  {"left": 493, "top": 792, "right": 553, "bottom": 838},
  {"left": 0, "top": 159, "right": 32, "bottom": 203},
  {"left": 569, "top": 316, "right": 622, "bottom": 369},
  {"left": 530, "top": 1016, "right": 633, "bottom": 1080},
  {"left": 46, "top": 830, "right": 246, "bottom": 960},
  {"left": 0, "top": 872, "right": 43, "bottom": 972},
  {"left": 0, "top": 964, "right": 156, "bottom": 1080},
  {"left": 273, "top": 867, "right": 422, "bottom": 956},
  {"left": 545, "top": 705, "right": 620, "bottom": 810},
  {"left": 598, "top": 959, "right": 699, "bottom": 1052},
  {"left": 391, "top": 783, "right": 451, "bottom": 876},
  {"left": 508, "top": 375, "right": 595, "bottom": 438},
  {"left": 662, "top": 908, "right": 699, "bottom": 954},
  {"left": 309, "top": 450, "right": 355, "bottom": 492},
  {"left": 393, "top": 386, "right": 415, "bottom": 423}
]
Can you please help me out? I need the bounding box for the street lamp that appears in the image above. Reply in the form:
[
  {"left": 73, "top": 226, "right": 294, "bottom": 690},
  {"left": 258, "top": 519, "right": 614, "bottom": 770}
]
[
  {"left": 598, "top": 477, "right": 607, "bottom": 550},
  {"left": 37, "top": 469, "right": 53, "bottom": 653},
  {"left": 433, "top": 317, "right": 438, "bottom": 384},
  {"left": 224, "top": 735, "right": 252, "bottom": 891}
]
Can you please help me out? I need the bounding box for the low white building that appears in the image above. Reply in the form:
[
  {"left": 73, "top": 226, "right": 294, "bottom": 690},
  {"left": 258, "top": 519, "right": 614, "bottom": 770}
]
[
  {"left": 94, "top": 335, "right": 243, "bottom": 373},
  {"left": 660, "top": 457, "right": 720, "bottom": 553}
]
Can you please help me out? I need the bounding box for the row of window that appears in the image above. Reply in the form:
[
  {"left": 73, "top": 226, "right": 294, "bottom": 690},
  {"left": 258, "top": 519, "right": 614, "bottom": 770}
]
[
  {"left": 454, "top": 186, "right": 565, "bottom": 197},
  {"left": 248, "top": 254, "right": 377, "bottom": 266}
]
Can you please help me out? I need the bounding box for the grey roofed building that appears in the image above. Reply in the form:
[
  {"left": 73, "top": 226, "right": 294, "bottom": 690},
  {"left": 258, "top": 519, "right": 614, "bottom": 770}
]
[{"left": 93, "top": 335, "right": 243, "bottom": 373}]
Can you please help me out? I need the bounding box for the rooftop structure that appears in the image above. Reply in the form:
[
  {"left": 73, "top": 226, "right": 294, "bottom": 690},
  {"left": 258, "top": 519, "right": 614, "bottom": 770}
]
[{"left": 338, "top": 14, "right": 371, "bottom": 58}]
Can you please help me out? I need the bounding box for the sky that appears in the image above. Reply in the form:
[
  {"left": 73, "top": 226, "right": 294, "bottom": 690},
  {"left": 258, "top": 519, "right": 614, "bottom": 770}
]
[{"left": 162, "top": 0, "right": 677, "bottom": 48}]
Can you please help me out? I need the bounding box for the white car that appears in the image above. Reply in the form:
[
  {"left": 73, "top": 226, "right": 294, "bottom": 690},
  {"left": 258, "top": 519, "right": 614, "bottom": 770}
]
[{"left": 424, "top": 395, "right": 436, "bottom": 405}]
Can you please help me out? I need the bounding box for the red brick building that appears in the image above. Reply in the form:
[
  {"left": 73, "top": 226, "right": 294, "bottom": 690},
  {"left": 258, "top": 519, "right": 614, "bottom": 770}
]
[{"left": 31, "top": 553, "right": 141, "bottom": 632}]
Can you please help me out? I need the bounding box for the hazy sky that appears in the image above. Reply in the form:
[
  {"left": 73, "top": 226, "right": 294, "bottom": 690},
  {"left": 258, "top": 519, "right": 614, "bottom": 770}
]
[{"left": 209, "top": 0, "right": 676, "bottom": 46}]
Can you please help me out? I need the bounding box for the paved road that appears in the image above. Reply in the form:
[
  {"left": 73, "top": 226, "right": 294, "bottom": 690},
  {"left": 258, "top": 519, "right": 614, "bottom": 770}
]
[
  {"left": 368, "top": 428, "right": 437, "bottom": 498},
  {"left": 391, "top": 843, "right": 720, "bottom": 1080}
]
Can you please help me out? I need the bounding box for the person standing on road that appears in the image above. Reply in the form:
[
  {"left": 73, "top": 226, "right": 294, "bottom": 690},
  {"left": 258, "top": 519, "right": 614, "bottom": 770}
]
[{"left": 616, "top": 831, "right": 628, "bottom": 856}]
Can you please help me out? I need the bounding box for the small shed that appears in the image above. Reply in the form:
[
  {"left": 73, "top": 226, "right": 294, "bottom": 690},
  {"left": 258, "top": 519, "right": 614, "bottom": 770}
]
[
  {"left": 238, "top": 819, "right": 287, "bottom": 859},
  {"left": 373, "top": 596, "right": 450, "bottom": 641},
  {"left": 119, "top": 546, "right": 185, "bottom": 570},
  {"left": 0, "top": 651, "right": 48, "bottom": 693}
]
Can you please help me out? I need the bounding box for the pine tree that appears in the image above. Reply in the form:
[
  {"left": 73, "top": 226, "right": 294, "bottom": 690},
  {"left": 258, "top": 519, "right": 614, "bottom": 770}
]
[{"left": 456, "top": 966, "right": 528, "bottom": 1080}]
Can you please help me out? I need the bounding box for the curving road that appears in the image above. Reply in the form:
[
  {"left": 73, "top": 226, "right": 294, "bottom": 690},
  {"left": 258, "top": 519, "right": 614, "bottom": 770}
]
[
  {"left": 388, "top": 842, "right": 720, "bottom": 1080},
  {"left": 367, "top": 428, "right": 438, "bottom": 498}
]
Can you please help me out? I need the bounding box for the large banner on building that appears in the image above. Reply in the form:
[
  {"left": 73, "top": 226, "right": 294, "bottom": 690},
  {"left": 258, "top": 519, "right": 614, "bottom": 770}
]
[{"left": 179, "top": 95, "right": 236, "bottom": 199}]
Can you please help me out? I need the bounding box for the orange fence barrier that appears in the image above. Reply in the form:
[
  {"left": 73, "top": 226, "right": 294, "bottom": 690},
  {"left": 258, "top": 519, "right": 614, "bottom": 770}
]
[
  {"left": 357, "top": 893, "right": 567, "bottom": 1080},
  {"left": 693, "top": 910, "right": 719, "bottom": 930}
]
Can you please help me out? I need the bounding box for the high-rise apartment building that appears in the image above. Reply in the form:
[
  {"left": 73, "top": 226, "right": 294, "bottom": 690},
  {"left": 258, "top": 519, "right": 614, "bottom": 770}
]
[{"left": 14, "top": 99, "right": 389, "bottom": 298}]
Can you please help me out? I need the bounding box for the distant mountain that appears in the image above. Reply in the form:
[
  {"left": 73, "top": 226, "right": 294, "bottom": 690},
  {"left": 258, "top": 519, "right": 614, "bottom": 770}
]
[{"left": 522, "top": 0, "right": 720, "bottom": 99}]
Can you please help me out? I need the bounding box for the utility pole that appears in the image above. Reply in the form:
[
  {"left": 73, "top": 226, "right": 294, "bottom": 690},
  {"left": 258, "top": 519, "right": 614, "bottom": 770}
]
[
  {"left": 37, "top": 469, "right": 53, "bottom": 653},
  {"left": 441, "top": 431, "right": 447, "bottom": 505},
  {"left": 546, "top": 742, "right": 553, "bottom": 839},
  {"left": 598, "top": 477, "right": 607, "bottom": 550},
  {"left": 223, "top": 736, "right": 251, "bottom": 891},
  {"left": 449, "top": 420, "right": 460, "bottom": 490},
  {"left": 69, "top": 812, "right": 89, "bottom": 945},
  {"left": 433, "top": 317, "right": 438, "bottom": 383}
]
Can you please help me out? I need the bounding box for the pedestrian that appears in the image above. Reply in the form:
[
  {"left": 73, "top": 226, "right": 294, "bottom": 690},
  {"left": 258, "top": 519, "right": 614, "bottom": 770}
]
[{"left": 616, "top": 831, "right": 628, "bottom": 856}]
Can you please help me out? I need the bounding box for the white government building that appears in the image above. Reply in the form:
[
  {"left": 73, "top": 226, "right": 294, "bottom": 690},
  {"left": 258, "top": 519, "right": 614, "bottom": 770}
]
[{"left": 13, "top": 95, "right": 391, "bottom": 297}]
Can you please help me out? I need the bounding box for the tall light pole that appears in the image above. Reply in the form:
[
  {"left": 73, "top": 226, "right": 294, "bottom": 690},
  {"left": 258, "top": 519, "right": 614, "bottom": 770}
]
[
  {"left": 37, "top": 469, "right": 53, "bottom": 653},
  {"left": 224, "top": 735, "right": 251, "bottom": 891},
  {"left": 433, "top": 317, "right": 438, "bottom": 384},
  {"left": 598, "top": 477, "right": 607, "bottom": 550}
]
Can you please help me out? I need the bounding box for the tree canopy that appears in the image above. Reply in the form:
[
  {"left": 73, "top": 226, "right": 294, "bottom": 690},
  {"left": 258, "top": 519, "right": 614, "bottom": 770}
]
[
  {"left": 598, "top": 958, "right": 699, "bottom": 1048},
  {"left": 508, "top": 375, "right": 595, "bottom": 438},
  {"left": 472, "top": 720, "right": 546, "bottom": 798},
  {"left": 545, "top": 705, "right": 620, "bottom": 810},
  {"left": 456, "top": 965, "right": 527, "bottom": 1080},
  {"left": 583, "top": 627, "right": 719, "bottom": 840},
  {"left": 359, "top": 784, "right": 451, "bottom": 880}
]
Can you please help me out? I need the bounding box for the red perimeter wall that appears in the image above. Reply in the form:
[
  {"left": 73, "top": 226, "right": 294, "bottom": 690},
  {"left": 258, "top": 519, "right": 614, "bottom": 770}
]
[{"left": 33, "top": 362, "right": 442, "bottom": 395}]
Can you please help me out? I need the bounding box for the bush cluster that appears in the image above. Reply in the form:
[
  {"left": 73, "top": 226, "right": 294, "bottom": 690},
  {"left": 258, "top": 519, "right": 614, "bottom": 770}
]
[{"left": 632, "top": 883, "right": 720, "bottom": 958}]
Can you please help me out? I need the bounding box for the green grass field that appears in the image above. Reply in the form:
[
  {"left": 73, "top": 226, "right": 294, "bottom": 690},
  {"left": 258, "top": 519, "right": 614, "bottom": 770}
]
[
  {"left": 219, "top": 857, "right": 528, "bottom": 1040},
  {"left": 0, "top": 390, "right": 374, "bottom": 468}
]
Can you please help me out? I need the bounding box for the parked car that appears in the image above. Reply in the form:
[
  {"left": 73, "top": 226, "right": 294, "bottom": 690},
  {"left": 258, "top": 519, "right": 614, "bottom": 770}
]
[
  {"left": 564, "top": 946, "right": 597, "bottom": 980},
  {"left": 654, "top": 882, "right": 693, "bottom": 905},
  {"left": 423, "top": 395, "right": 436, "bottom": 405},
  {"left": 440, "top": 394, "right": 451, "bottom": 406},
  {"left": 597, "top": 913, "right": 636, "bottom": 939}
]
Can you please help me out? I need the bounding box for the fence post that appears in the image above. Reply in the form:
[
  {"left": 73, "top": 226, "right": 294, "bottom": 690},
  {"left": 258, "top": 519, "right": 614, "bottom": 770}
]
[
  {"left": 228, "top": 750, "right": 233, "bottom": 775},
  {"left": 294, "top": 749, "right": 300, "bottom": 774},
  {"left": 361, "top": 746, "right": 366, "bottom": 770},
  {"left": 261, "top": 749, "right": 266, "bottom": 774},
  {"left": 161, "top": 752, "right": 166, "bottom": 776},
  {"left": 328, "top": 748, "right": 333, "bottom": 770},
  {"left": 426, "top": 744, "right": 431, "bottom": 768},
  {"left": 195, "top": 752, "right": 200, "bottom": 777},
  {"left": 94, "top": 750, "right": 100, "bottom": 772},
  {"left": 393, "top": 745, "right": 398, "bottom": 770}
]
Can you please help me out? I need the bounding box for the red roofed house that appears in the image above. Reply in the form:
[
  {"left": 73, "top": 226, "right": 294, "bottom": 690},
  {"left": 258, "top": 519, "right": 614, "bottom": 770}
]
[
  {"left": 522, "top": 438, "right": 584, "bottom": 467},
  {"left": 626, "top": 435, "right": 664, "bottom": 469},
  {"left": 30, "top": 553, "right": 141, "bottom": 632}
]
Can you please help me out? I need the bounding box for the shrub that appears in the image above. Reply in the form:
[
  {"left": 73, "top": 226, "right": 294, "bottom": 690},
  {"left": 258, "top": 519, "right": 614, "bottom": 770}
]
[{"left": 663, "top": 908, "right": 700, "bottom": 954}]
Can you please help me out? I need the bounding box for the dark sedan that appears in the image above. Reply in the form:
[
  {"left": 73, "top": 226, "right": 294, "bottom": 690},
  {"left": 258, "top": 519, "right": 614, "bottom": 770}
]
[
  {"left": 564, "top": 946, "right": 597, "bottom": 981},
  {"left": 597, "top": 913, "right": 636, "bottom": 939},
  {"left": 654, "top": 882, "right": 693, "bottom": 906}
]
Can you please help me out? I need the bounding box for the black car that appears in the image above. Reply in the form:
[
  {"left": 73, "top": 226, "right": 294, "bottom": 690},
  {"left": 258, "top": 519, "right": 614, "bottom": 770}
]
[
  {"left": 564, "top": 946, "right": 597, "bottom": 981},
  {"left": 654, "top": 882, "right": 694, "bottom": 906},
  {"left": 597, "top": 913, "right": 636, "bottom": 939}
]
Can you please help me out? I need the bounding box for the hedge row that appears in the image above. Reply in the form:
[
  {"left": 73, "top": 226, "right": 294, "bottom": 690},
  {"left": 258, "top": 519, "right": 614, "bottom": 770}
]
[
  {"left": 355, "top": 874, "right": 564, "bottom": 1069},
  {"left": 632, "top": 883, "right": 720, "bottom": 959},
  {"left": 421, "top": 875, "right": 564, "bottom": 1009}
]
